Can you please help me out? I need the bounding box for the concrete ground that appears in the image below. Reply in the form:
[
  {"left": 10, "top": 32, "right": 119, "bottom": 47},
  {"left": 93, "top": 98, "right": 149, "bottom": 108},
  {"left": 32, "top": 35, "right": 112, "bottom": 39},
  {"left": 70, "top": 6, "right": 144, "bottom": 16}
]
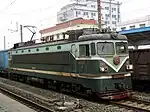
[{"left": 0, "top": 93, "right": 36, "bottom": 112}]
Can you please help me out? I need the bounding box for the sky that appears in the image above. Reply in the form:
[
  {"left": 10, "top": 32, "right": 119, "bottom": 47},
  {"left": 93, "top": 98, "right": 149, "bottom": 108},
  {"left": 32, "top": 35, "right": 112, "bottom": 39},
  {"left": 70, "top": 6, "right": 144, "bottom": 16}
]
[{"left": 0, "top": 0, "right": 150, "bottom": 50}]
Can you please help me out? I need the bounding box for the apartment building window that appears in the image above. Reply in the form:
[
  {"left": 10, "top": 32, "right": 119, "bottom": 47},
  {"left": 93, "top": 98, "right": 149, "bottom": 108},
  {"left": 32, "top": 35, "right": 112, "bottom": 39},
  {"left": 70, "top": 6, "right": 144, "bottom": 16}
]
[
  {"left": 91, "top": 5, "right": 95, "bottom": 8},
  {"left": 93, "top": 13, "right": 96, "bottom": 16},
  {"left": 105, "top": 14, "right": 110, "bottom": 18},
  {"left": 76, "top": 11, "right": 81, "bottom": 15},
  {"left": 84, "top": 12, "right": 88, "bottom": 16},
  {"left": 139, "top": 24, "right": 145, "bottom": 28},
  {"left": 105, "top": 21, "right": 110, "bottom": 24},
  {"left": 130, "top": 25, "right": 135, "bottom": 29},
  {"left": 76, "top": 11, "right": 81, "bottom": 17},
  {"left": 57, "top": 34, "right": 59, "bottom": 39},
  {"left": 91, "top": 12, "right": 96, "bottom": 18},
  {"left": 105, "top": 7, "right": 109, "bottom": 10},
  {"left": 112, "top": 28, "right": 116, "bottom": 31},
  {"left": 121, "top": 27, "right": 126, "bottom": 31},
  {"left": 112, "top": 21, "right": 116, "bottom": 25},
  {"left": 76, "top": 11, "right": 78, "bottom": 15},
  {"left": 118, "top": 15, "right": 120, "bottom": 22},
  {"left": 50, "top": 35, "right": 54, "bottom": 41},
  {"left": 112, "top": 8, "right": 116, "bottom": 11},
  {"left": 112, "top": 15, "right": 116, "bottom": 18},
  {"left": 118, "top": 7, "right": 120, "bottom": 13}
]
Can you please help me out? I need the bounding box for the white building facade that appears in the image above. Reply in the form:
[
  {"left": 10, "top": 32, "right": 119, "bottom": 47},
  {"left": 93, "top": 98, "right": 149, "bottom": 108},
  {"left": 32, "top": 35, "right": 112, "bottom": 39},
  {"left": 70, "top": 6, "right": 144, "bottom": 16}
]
[
  {"left": 57, "top": 0, "right": 121, "bottom": 31},
  {"left": 117, "top": 15, "right": 150, "bottom": 31}
]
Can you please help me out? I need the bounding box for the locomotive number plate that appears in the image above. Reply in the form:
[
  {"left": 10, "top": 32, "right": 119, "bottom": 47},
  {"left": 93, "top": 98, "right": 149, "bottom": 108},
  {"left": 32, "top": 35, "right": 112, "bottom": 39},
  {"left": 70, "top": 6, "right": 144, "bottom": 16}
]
[{"left": 112, "top": 74, "right": 124, "bottom": 79}]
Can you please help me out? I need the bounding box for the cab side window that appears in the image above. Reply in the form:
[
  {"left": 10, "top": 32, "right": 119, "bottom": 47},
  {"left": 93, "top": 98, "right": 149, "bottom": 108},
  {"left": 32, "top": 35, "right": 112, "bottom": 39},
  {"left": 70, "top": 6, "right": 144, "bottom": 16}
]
[
  {"left": 79, "top": 44, "right": 89, "bottom": 57},
  {"left": 91, "top": 43, "right": 96, "bottom": 55}
]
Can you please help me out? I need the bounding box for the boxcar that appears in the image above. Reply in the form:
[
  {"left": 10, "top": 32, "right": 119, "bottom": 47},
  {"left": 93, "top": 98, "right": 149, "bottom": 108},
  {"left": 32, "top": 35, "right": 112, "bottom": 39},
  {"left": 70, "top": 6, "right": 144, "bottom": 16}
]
[
  {"left": 129, "top": 49, "right": 150, "bottom": 90},
  {"left": 0, "top": 50, "right": 9, "bottom": 71}
]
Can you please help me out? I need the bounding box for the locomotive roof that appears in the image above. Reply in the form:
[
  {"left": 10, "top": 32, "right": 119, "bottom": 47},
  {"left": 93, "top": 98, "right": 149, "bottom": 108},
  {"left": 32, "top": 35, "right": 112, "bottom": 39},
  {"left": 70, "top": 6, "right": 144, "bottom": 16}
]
[
  {"left": 13, "top": 28, "right": 127, "bottom": 49},
  {"left": 66, "top": 28, "right": 127, "bottom": 41},
  {"left": 13, "top": 34, "right": 127, "bottom": 50},
  {"left": 78, "top": 33, "right": 127, "bottom": 41}
]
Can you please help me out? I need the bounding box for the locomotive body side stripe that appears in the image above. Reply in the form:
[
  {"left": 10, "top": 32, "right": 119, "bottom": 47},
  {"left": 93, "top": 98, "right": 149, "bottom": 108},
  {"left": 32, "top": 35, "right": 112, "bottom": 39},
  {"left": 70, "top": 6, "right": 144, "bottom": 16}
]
[
  {"left": 70, "top": 52, "right": 129, "bottom": 72},
  {"left": 10, "top": 67, "right": 131, "bottom": 79}
]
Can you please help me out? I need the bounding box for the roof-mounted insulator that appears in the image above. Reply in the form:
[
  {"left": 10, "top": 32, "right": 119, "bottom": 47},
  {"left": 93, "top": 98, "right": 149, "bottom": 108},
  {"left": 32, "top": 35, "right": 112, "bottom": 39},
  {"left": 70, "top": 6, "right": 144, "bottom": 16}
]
[
  {"left": 101, "top": 27, "right": 112, "bottom": 33},
  {"left": 110, "top": 33, "right": 118, "bottom": 39}
]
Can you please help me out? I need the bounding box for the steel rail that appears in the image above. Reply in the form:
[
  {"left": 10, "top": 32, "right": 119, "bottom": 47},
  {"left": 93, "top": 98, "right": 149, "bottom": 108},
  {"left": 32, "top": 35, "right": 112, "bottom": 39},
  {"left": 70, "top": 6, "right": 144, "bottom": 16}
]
[
  {"left": 0, "top": 86, "right": 53, "bottom": 112},
  {"left": 110, "top": 98, "right": 150, "bottom": 112}
]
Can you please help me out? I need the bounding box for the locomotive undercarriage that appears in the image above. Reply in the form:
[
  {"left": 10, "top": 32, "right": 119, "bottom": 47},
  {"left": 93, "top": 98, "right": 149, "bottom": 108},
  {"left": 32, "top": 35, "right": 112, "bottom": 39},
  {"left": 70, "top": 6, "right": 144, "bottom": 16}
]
[
  {"left": 0, "top": 72, "right": 93, "bottom": 97},
  {"left": 0, "top": 71, "right": 132, "bottom": 100}
]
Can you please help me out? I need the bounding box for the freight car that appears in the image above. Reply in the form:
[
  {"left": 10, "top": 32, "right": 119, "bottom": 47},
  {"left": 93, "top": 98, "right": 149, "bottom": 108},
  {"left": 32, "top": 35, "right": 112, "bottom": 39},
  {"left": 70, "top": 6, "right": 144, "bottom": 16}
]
[
  {"left": 0, "top": 50, "right": 8, "bottom": 71},
  {"left": 129, "top": 48, "right": 150, "bottom": 91},
  {"left": 0, "top": 28, "right": 133, "bottom": 99}
]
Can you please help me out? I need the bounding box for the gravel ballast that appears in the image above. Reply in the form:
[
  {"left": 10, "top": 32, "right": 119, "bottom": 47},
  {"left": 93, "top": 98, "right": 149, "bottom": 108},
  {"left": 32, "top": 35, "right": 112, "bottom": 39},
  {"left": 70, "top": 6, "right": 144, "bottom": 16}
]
[{"left": 0, "top": 77, "right": 135, "bottom": 112}]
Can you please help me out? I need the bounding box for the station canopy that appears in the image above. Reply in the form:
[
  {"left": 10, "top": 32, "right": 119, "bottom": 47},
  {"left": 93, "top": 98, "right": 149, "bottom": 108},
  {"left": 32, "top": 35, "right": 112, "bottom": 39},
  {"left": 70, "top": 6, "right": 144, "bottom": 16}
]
[{"left": 119, "top": 26, "right": 150, "bottom": 46}]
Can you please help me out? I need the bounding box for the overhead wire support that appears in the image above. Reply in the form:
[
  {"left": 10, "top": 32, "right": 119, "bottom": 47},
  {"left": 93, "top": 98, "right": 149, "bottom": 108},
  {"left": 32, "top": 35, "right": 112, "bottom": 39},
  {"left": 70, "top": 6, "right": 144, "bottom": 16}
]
[
  {"left": 4, "top": 36, "right": 6, "bottom": 50},
  {"left": 109, "top": 0, "right": 112, "bottom": 29},
  {"left": 97, "top": 0, "right": 101, "bottom": 29},
  {"left": 20, "top": 25, "right": 37, "bottom": 42}
]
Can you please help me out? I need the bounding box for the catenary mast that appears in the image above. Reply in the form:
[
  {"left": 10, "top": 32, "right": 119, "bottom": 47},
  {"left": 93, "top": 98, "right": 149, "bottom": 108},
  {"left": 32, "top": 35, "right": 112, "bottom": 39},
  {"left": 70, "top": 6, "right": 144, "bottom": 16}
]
[{"left": 97, "top": 0, "right": 101, "bottom": 29}]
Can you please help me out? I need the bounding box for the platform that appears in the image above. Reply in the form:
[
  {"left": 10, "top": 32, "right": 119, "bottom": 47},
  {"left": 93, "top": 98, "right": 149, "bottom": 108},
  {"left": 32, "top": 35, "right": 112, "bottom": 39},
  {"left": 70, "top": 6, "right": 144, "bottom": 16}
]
[
  {"left": 0, "top": 93, "right": 35, "bottom": 112},
  {"left": 119, "top": 26, "right": 150, "bottom": 47}
]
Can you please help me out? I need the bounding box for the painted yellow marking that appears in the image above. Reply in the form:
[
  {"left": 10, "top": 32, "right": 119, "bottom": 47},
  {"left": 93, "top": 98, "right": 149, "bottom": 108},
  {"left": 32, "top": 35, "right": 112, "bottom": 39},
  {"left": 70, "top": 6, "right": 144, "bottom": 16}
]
[
  {"left": 11, "top": 67, "right": 79, "bottom": 77},
  {"left": 10, "top": 67, "right": 131, "bottom": 79}
]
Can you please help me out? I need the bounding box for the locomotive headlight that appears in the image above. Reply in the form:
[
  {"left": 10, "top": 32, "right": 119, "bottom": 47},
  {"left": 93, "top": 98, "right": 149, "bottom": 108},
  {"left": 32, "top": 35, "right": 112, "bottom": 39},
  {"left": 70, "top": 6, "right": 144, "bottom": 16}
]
[
  {"left": 126, "top": 60, "right": 133, "bottom": 70},
  {"left": 126, "top": 65, "right": 133, "bottom": 70},
  {"left": 100, "top": 61, "right": 108, "bottom": 72},
  {"left": 100, "top": 67, "right": 105, "bottom": 72}
]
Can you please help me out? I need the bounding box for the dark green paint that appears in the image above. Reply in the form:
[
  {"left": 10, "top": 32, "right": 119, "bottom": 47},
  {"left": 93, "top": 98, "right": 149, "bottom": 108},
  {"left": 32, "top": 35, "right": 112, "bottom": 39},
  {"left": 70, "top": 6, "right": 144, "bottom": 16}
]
[
  {"left": 10, "top": 70, "right": 132, "bottom": 92},
  {"left": 11, "top": 51, "right": 128, "bottom": 74}
]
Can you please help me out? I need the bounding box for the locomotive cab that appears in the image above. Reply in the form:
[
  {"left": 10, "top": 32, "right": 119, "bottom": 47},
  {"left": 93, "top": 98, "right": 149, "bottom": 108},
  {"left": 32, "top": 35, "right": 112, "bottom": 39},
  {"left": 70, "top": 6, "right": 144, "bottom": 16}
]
[{"left": 76, "top": 33, "right": 133, "bottom": 99}]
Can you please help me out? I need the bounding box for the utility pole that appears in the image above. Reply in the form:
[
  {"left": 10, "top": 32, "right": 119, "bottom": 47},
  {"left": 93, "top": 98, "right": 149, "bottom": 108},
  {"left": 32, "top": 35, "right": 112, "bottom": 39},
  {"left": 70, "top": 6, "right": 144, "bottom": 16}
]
[
  {"left": 4, "top": 36, "right": 6, "bottom": 50},
  {"left": 109, "top": 0, "right": 112, "bottom": 29},
  {"left": 20, "top": 25, "right": 23, "bottom": 43},
  {"left": 97, "top": 0, "right": 101, "bottom": 29}
]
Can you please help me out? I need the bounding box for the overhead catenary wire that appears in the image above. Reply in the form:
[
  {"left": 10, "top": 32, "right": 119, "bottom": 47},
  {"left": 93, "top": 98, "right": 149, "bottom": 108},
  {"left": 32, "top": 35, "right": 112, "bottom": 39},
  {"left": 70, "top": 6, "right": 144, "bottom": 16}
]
[
  {"left": 121, "top": 0, "right": 150, "bottom": 13},
  {"left": 0, "top": 0, "right": 17, "bottom": 12},
  {"left": 122, "top": 0, "right": 135, "bottom": 4},
  {"left": 2, "top": 0, "right": 96, "bottom": 22},
  {"left": 11, "top": 6, "right": 53, "bottom": 16}
]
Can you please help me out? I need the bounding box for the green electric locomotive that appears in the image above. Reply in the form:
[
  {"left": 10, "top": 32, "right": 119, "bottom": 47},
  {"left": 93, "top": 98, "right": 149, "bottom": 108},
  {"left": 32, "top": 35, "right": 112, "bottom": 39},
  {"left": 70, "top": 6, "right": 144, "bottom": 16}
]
[{"left": 8, "top": 28, "right": 133, "bottom": 99}]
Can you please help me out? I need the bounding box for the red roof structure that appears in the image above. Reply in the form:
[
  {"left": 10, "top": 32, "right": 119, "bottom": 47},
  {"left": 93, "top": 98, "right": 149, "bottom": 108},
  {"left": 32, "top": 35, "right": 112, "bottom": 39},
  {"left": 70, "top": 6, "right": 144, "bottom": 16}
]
[{"left": 39, "top": 18, "right": 97, "bottom": 34}]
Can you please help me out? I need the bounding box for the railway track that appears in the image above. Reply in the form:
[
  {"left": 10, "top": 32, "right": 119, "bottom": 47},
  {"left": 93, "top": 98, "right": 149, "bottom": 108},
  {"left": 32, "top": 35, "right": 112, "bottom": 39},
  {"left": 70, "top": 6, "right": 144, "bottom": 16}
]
[
  {"left": 0, "top": 80, "right": 83, "bottom": 112},
  {"left": 0, "top": 86, "right": 53, "bottom": 112},
  {"left": 2, "top": 76, "right": 150, "bottom": 112},
  {"left": 110, "top": 98, "right": 150, "bottom": 112}
]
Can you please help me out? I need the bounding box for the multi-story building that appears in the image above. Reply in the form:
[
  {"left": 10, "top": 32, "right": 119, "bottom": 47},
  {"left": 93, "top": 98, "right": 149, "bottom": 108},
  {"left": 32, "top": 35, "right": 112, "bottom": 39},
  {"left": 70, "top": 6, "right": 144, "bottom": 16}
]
[
  {"left": 117, "top": 15, "right": 150, "bottom": 31},
  {"left": 57, "top": 0, "right": 121, "bottom": 31}
]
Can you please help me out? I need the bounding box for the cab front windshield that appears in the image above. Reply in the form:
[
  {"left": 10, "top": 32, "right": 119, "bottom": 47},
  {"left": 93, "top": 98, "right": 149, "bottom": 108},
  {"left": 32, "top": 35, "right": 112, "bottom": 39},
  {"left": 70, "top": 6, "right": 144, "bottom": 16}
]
[
  {"left": 97, "top": 42, "right": 114, "bottom": 55},
  {"left": 97, "top": 42, "right": 128, "bottom": 55},
  {"left": 116, "top": 42, "right": 128, "bottom": 54}
]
